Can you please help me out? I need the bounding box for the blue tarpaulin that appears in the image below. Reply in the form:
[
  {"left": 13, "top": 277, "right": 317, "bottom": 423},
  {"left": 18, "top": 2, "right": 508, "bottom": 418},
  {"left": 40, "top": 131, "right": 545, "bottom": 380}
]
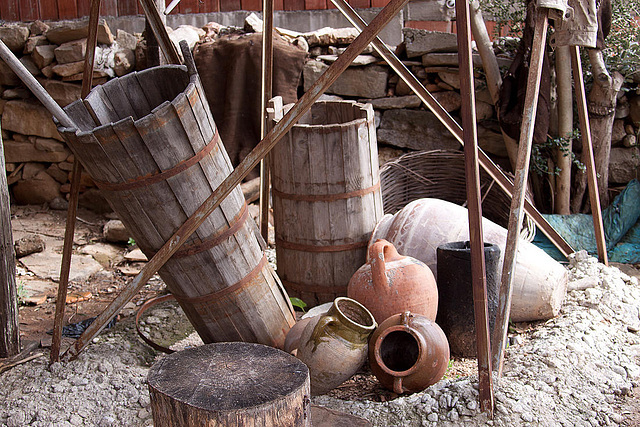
[{"left": 534, "top": 179, "right": 640, "bottom": 263}]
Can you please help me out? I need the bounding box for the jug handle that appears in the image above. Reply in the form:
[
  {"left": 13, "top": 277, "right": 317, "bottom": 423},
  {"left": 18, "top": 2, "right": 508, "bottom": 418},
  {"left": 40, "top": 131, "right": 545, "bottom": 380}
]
[
  {"left": 393, "top": 376, "right": 405, "bottom": 394},
  {"left": 369, "top": 239, "right": 401, "bottom": 291},
  {"left": 311, "top": 315, "right": 339, "bottom": 344}
]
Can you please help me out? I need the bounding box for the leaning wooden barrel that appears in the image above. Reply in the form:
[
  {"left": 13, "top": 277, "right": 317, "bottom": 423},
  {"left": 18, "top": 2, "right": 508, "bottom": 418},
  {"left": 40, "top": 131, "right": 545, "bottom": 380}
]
[
  {"left": 270, "top": 100, "right": 383, "bottom": 306},
  {"left": 57, "top": 63, "right": 294, "bottom": 348}
]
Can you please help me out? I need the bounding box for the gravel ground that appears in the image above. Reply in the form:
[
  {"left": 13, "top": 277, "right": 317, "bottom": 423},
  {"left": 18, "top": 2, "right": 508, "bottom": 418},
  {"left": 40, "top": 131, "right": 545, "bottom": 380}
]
[{"left": 0, "top": 251, "right": 638, "bottom": 426}]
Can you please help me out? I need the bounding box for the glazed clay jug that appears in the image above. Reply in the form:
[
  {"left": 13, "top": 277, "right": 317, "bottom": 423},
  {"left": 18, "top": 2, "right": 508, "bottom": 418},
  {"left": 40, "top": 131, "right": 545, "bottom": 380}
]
[
  {"left": 369, "top": 311, "right": 450, "bottom": 394},
  {"left": 287, "top": 297, "right": 376, "bottom": 395},
  {"left": 347, "top": 239, "right": 438, "bottom": 324}
]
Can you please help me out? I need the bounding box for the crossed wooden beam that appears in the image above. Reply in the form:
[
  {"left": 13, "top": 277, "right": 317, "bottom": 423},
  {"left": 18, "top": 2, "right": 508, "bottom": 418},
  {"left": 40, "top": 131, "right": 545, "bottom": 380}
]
[{"left": 1, "top": 0, "right": 610, "bottom": 417}]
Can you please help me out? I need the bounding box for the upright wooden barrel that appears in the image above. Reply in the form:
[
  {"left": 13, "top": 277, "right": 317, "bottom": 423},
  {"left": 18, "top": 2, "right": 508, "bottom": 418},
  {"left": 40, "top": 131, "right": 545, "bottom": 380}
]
[
  {"left": 270, "top": 101, "right": 383, "bottom": 306},
  {"left": 57, "top": 64, "right": 295, "bottom": 348}
]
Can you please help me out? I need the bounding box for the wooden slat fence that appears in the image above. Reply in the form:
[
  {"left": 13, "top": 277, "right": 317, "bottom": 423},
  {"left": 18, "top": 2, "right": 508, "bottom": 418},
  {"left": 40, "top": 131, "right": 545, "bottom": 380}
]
[{"left": 0, "top": 0, "right": 383, "bottom": 21}]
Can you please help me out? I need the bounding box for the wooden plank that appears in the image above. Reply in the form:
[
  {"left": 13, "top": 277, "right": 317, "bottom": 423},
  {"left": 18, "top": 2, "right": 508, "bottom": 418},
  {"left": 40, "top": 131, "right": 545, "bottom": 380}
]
[
  {"left": 456, "top": 0, "right": 493, "bottom": 416},
  {"left": 220, "top": 0, "right": 241, "bottom": 11},
  {"left": 100, "top": 0, "right": 117, "bottom": 15},
  {"left": 304, "top": 0, "right": 325, "bottom": 9},
  {"left": 0, "top": 129, "right": 20, "bottom": 358},
  {"left": 118, "top": 0, "right": 138, "bottom": 16},
  {"left": 178, "top": 0, "right": 199, "bottom": 14},
  {"left": 348, "top": 0, "right": 369, "bottom": 9},
  {"left": 39, "top": 0, "right": 59, "bottom": 19},
  {"left": 283, "top": 0, "right": 304, "bottom": 10},
  {"left": 241, "top": 0, "right": 261, "bottom": 10},
  {"left": 492, "top": 8, "right": 549, "bottom": 380},
  {"left": 570, "top": 45, "right": 608, "bottom": 265},
  {"left": 200, "top": 0, "right": 217, "bottom": 12},
  {"left": 18, "top": 0, "right": 39, "bottom": 21},
  {"left": 0, "top": 0, "right": 20, "bottom": 21},
  {"left": 57, "top": 0, "right": 78, "bottom": 19},
  {"left": 76, "top": 0, "right": 90, "bottom": 17}
]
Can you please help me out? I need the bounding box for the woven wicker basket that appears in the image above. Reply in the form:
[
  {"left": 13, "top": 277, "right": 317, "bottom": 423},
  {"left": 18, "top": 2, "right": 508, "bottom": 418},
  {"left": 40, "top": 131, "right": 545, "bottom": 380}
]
[{"left": 380, "top": 150, "right": 535, "bottom": 241}]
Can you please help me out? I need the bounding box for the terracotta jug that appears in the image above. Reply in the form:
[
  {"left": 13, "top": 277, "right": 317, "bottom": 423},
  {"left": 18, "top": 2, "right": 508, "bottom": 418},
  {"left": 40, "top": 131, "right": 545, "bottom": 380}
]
[
  {"left": 347, "top": 239, "right": 438, "bottom": 324},
  {"left": 286, "top": 297, "right": 377, "bottom": 395},
  {"left": 369, "top": 311, "right": 450, "bottom": 394}
]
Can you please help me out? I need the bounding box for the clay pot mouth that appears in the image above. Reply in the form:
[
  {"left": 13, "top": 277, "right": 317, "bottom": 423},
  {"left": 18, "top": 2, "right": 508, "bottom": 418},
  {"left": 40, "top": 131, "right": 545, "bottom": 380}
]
[
  {"left": 374, "top": 326, "right": 423, "bottom": 377},
  {"left": 333, "top": 297, "right": 377, "bottom": 332}
]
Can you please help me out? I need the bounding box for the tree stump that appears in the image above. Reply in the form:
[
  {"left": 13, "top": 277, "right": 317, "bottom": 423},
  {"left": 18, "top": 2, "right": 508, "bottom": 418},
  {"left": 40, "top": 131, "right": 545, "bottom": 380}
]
[{"left": 148, "top": 342, "right": 311, "bottom": 426}]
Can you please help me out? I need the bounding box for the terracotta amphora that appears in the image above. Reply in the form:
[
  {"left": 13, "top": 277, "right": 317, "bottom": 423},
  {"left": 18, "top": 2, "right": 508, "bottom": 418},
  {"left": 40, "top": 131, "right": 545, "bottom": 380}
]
[
  {"left": 287, "top": 297, "right": 377, "bottom": 395},
  {"left": 347, "top": 239, "right": 438, "bottom": 324},
  {"left": 369, "top": 311, "right": 450, "bottom": 394}
]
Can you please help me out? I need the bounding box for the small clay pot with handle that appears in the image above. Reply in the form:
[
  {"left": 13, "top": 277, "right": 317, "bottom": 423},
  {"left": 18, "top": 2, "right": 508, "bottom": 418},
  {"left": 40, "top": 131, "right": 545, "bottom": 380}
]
[
  {"left": 369, "top": 311, "right": 450, "bottom": 394},
  {"left": 348, "top": 239, "right": 438, "bottom": 324},
  {"left": 286, "top": 297, "right": 377, "bottom": 395}
]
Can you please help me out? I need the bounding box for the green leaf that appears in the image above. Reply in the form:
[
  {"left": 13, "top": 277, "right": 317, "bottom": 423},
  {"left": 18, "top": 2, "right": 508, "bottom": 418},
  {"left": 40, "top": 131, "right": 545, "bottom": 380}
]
[{"left": 290, "top": 297, "right": 307, "bottom": 312}]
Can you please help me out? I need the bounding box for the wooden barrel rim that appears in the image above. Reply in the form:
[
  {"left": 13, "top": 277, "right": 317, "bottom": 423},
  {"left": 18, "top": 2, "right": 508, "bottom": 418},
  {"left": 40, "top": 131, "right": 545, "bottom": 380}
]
[
  {"left": 275, "top": 237, "right": 367, "bottom": 253},
  {"left": 272, "top": 182, "right": 380, "bottom": 202},
  {"left": 150, "top": 202, "right": 249, "bottom": 260},
  {"left": 173, "top": 256, "right": 268, "bottom": 305},
  {"left": 282, "top": 280, "right": 347, "bottom": 294},
  {"left": 93, "top": 130, "right": 221, "bottom": 192}
]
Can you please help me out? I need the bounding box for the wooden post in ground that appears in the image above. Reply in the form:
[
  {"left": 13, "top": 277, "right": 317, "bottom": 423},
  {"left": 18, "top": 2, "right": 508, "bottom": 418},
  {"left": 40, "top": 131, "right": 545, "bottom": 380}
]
[
  {"left": 554, "top": 45, "right": 572, "bottom": 214},
  {"left": 570, "top": 46, "right": 608, "bottom": 265},
  {"left": 50, "top": 0, "right": 102, "bottom": 365},
  {"left": 0, "top": 126, "right": 20, "bottom": 358},
  {"left": 456, "top": 0, "right": 494, "bottom": 415},
  {"left": 492, "top": 8, "right": 549, "bottom": 377},
  {"left": 259, "top": 0, "right": 274, "bottom": 242}
]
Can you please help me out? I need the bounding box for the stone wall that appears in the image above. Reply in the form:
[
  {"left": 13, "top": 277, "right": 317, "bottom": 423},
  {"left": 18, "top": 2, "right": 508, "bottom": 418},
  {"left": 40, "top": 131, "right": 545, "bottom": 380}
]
[{"left": 1, "top": 17, "right": 639, "bottom": 213}]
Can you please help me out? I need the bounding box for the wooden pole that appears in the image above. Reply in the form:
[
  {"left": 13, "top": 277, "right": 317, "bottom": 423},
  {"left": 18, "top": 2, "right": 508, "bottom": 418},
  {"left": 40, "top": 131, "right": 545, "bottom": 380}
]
[
  {"left": 554, "top": 45, "right": 572, "bottom": 214},
  {"left": 570, "top": 46, "right": 608, "bottom": 265},
  {"left": 468, "top": 0, "right": 519, "bottom": 171},
  {"left": 330, "top": 0, "right": 573, "bottom": 258},
  {"left": 138, "top": 0, "right": 181, "bottom": 65},
  {"left": 492, "top": 8, "right": 549, "bottom": 377},
  {"left": 0, "top": 126, "right": 20, "bottom": 358},
  {"left": 61, "top": 0, "right": 410, "bottom": 360},
  {"left": 456, "top": 0, "right": 493, "bottom": 416},
  {"left": 259, "top": 0, "right": 275, "bottom": 242},
  {"left": 50, "top": 0, "right": 102, "bottom": 365}
]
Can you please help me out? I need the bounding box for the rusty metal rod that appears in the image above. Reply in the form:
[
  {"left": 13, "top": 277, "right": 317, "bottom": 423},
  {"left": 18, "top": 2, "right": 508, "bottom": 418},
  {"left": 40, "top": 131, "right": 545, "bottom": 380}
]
[
  {"left": 330, "top": 0, "right": 573, "bottom": 259},
  {"left": 492, "top": 8, "right": 549, "bottom": 377},
  {"left": 456, "top": 0, "right": 494, "bottom": 415},
  {"left": 259, "top": 0, "right": 275, "bottom": 242},
  {"left": 570, "top": 45, "right": 608, "bottom": 265},
  {"left": 61, "top": 0, "right": 410, "bottom": 361},
  {"left": 50, "top": 0, "right": 102, "bottom": 365},
  {"left": 138, "top": 0, "right": 181, "bottom": 65}
]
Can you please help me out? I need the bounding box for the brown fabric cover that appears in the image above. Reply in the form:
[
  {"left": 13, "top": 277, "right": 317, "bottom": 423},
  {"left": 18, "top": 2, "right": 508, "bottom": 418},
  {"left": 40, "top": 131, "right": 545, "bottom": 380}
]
[{"left": 194, "top": 33, "right": 307, "bottom": 178}]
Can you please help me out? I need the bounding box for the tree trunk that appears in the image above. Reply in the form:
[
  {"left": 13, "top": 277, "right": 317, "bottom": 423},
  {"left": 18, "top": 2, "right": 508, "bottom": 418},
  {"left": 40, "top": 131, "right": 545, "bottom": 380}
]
[
  {"left": 571, "top": 65, "right": 623, "bottom": 212},
  {"left": 148, "top": 342, "right": 311, "bottom": 426},
  {"left": 0, "top": 128, "right": 20, "bottom": 358},
  {"left": 554, "top": 46, "right": 572, "bottom": 214}
]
